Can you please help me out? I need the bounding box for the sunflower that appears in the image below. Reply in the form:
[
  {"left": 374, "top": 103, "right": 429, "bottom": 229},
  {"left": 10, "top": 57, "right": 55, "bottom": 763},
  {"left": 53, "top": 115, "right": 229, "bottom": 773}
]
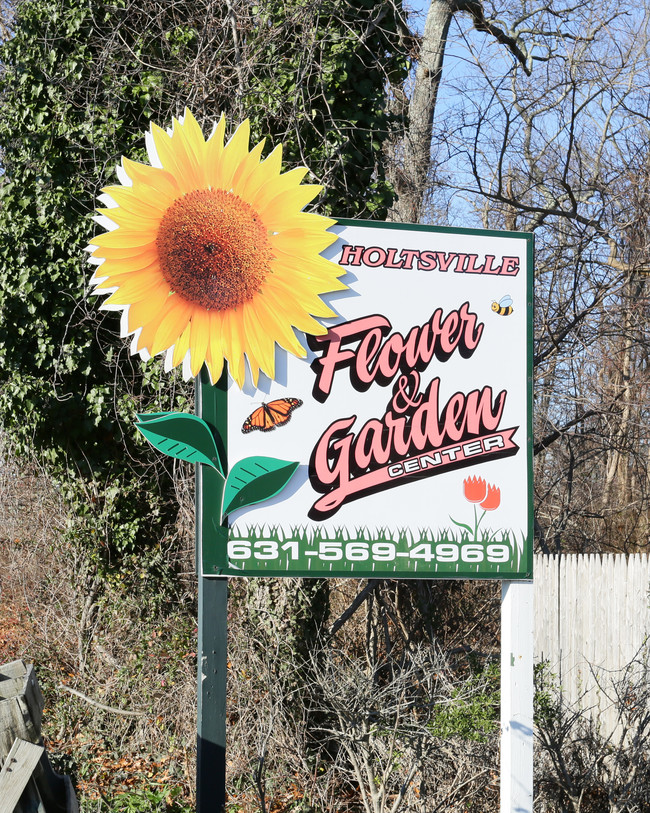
[{"left": 87, "top": 109, "right": 346, "bottom": 388}]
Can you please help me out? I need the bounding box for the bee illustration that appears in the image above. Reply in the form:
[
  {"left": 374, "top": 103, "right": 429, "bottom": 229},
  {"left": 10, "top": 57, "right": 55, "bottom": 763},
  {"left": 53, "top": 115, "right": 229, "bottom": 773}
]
[{"left": 491, "top": 295, "right": 513, "bottom": 316}]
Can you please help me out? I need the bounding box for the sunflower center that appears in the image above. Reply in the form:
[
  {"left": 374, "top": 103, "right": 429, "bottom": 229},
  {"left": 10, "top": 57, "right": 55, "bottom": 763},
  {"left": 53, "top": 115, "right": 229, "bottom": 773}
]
[{"left": 156, "top": 188, "right": 273, "bottom": 310}]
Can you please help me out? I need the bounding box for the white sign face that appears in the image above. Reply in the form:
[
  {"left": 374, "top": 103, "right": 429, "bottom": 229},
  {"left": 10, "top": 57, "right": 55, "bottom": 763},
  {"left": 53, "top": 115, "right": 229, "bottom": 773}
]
[{"left": 211, "top": 220, "right": 532, "bottom": 579}]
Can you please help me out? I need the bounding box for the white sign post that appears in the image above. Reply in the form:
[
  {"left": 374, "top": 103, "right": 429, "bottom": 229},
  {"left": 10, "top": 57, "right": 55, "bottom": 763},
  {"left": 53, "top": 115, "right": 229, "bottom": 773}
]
[{"left": 501, "top": 580, "right": 534, "bottom": 812}]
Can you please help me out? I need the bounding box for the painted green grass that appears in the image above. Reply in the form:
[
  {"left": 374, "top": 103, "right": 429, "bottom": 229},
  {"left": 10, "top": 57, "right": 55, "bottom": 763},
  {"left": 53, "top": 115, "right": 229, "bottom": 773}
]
[{"left": 221, "top": 523, "right": 527, "bottom": 578}]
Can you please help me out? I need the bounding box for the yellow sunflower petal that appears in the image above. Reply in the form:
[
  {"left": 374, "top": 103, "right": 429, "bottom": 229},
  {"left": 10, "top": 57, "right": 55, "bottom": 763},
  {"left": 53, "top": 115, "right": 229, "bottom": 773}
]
[
  {"left": 91, "top": 229, "right": 157, "bottom": 250},
  {"left": 270, "top": 228, "right": 338, "bottom": 256},
  {"left": 205, "top": 311, "right": 225, "bottom": 383},
  {"left": 277, "top": 211, "right": 337, "bottom": 232},
  {"left": 150, "top": 297, "right": 195, "bottom": 357},
  {"left": 247, "top": 167, "right": 309, "bottom": 214},
  {"left": 121, "top": 158, "right": 180, "bottom": 204},
  {"left": 205, "top": 114, "right": 226, "bottom": 162},
  {"left": 128, "top": 289, "right": 173, "bottom": 337},
  {"left": 101, "top": 186, "right": 166, "bottom": 219},
  {"left": 271, "top": 253, "right": 346, "bottom": 288},
  {"left": 242, "top": 305, "right": 276, "bottom": 379},
  {"left": 101, "top": 275, "right": 167, "bottom": 306},
  {"left": 179, "top": 108, "right": 207, "bottom": 158},
  {"left": 240, "top": 143, "right": 283, "bottom": 197},
  {"left": 259, "top": 186, "right": 324, "bottom": 231},
  {"left": 221, "top": 310, "right": 247, "bottom": 388},
  {"left": 172, "top": 324, "right": 192, "bottom": 368},
  {"left": 261, "top": 286, "right": 328, "bottom": 336},
  {"left": 88, "top": 243, "right": 159, "bottom": 263},
  {"left": 263, "top": 275, "right": 337, "bottom": 319},
  {"left": 230, "top": 138, "right": 266, "bottom": 195},
  {"left": 93, "top": 257, "right": 161, "bottom": 287},
  {"left": 216, "top": 119, "right": 251, "bottom": 191},
  {"left": 188, "top": 308, "right": 211, "bottom": 377},
  {"left": 150, "top": 123, "right": 192, "bottom": 187},
  {"left": 88, "top": 109, "right": 348, "bottom": 388},
  {"left": 132, "top": 292, "right": 181, "bottom": 347},
  {"left": 97, "top": 207, "right": 161, "bottom": 232},
  {"left": 254, "top": 296, "right": 307, "bottom": 358},
  {"left": 205, "top": 356, "right": 224, "bottom": 385},
  {"left": 170, "top": 111, "right": 208, "bottom": 190}
]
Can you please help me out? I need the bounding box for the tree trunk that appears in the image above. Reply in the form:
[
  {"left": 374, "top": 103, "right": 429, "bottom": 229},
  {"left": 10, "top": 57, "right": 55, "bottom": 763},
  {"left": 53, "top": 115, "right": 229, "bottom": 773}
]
[{"left": 388, "top": 0, "right": 454, "bottom": 224}]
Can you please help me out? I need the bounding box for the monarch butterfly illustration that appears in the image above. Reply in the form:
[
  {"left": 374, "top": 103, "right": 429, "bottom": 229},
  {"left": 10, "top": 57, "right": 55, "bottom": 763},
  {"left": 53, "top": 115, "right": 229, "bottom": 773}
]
[
  {"left": 242, "top": 398, "right": 303, "bottom": 433},
  {"left": 491, "top": 294, "right": 513, "bottom": 316}
]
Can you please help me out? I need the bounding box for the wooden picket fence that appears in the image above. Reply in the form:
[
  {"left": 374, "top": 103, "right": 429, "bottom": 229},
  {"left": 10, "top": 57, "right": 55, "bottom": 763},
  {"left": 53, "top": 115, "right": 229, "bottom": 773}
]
[{"left": 533, "top": 553, "right": 650, "bottom": 736}]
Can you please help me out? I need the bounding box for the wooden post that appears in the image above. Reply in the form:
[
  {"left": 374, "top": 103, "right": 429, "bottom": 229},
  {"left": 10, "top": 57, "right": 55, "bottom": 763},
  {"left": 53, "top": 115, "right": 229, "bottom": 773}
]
[
  {"left": 500, "top": 580, "right": 534, "bottom": 813},
  {"left": 196, "top": 370, "right": 228, "bottom": 813}
]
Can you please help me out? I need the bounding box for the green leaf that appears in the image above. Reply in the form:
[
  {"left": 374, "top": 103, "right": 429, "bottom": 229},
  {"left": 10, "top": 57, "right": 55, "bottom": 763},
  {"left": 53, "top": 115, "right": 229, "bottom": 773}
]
[
  {"left": 135, "top": 412, "right": 224, "bottom": 474},
  {"left": 222, "top": 456, "right": 299, "bottom": 519},
  {"left": 450, "top": 517, "right": 473, "bottom": 534}
]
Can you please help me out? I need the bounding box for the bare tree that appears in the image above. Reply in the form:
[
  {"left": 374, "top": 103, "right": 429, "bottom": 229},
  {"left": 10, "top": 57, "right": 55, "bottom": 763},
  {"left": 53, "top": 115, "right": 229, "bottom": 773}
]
[
  {"left": 388, "top": 0, "right": 533, "bottom": 224},
  {"left": 227, "top": 579, "right": 501, "bottom": 813},
  {"left": 387, "top": 0, "right": 650, "bottom": 552},
  {"left": 310, "top": 643, "right": 498, "bottom": 813},
  {"left": 535, "top": 650, "right": 650, "bottom": 812}
]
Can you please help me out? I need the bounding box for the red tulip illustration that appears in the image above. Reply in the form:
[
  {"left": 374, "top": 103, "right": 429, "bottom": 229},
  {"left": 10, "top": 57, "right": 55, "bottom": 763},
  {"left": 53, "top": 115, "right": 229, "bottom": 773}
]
[
  {"left": 480, "top": 483, "right": 501, "bottom": 511},
  {"left": 463, "top": 475, "right": 486, "bottom": 503},
  {"left": 453, "top": 477, "right": 502, "bottom": 541}
]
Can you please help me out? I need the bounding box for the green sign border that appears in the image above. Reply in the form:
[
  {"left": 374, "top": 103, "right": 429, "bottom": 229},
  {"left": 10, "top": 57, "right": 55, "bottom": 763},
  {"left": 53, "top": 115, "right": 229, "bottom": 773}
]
[{"left": 201, "top": 219, "right": 534, "bottom": 580}]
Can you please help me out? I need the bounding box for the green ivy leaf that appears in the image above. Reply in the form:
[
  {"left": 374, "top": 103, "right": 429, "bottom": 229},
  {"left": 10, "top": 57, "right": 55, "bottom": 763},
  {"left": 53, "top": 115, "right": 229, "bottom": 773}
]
[
  {"left": 135, "top": 412, "right": 224, "bottom": 474},
  {"left": 222, "top": 457, "right": 299, "bottom": 519}
]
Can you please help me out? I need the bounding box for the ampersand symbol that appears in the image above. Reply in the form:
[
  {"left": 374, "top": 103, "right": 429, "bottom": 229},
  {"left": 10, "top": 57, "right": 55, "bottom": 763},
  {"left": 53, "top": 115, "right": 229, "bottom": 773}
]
[{"left": 391, "top": 370, "right": 423, "bottom": 414}]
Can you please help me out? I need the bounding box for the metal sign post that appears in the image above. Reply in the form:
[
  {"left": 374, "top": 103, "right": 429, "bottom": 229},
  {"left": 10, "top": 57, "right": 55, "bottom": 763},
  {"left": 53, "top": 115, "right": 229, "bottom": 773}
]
[
  {"left": 196, "top": 576, "right": 227, "bottom": 812},
  {"left": 196, "top": 371, "right": 228, "bottom": 812}
]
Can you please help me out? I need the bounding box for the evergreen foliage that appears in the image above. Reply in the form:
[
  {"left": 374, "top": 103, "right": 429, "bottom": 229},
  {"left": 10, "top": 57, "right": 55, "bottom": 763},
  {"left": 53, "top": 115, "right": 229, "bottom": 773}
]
[{"left": 0, "top": 0, "right": 408, "bottom": 557}]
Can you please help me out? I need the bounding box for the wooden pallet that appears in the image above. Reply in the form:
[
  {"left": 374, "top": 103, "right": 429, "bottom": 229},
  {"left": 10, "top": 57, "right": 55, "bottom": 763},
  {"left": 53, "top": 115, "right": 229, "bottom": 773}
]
[{"left": 0, "top": 660, "right": 77, "bottom": 813}]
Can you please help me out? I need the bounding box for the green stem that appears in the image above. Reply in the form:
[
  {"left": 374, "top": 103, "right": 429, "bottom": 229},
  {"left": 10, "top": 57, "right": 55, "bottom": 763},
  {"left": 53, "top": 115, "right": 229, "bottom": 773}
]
[{"left": 474, "top": 508, "right": 486, "bottom": 543}]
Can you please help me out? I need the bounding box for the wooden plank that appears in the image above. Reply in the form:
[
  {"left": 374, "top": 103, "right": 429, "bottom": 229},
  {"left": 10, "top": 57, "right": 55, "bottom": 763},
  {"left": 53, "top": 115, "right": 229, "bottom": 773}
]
[
  {"left": 587, "top": 555, "right": 598, "bottom": 667},
  {"left": 0, "top": 661, "right": 28, "bottom": 701},
  {"left": 0, "top": 738, "right": 44, "bottom": 812},
  {"left": 535, "top": 554, "right": 555, "bottom": 665},
  {"left": 565, "top": 555, "right": 576, "bottom": 704},
  {"left": 0, "top": 698, "right": 38, "bottom": 760},
  {"left": 557, "top": 556, "right": 568, "bottom": 686},
  {"left": 0, "top": 662, "right": 44, "bottom": 760},
  {"left": 628, "top": 555, "right": 642, "bottom": 661}
]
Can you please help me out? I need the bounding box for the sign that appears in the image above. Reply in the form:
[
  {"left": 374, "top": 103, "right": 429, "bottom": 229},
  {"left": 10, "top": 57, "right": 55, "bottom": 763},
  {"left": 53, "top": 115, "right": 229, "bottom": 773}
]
[
  {"left": 203, "top": 219, "right": 533, "bottom": 579},
  {"left": 89, "top": 113, "right": 534, "bottom": 813}
]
